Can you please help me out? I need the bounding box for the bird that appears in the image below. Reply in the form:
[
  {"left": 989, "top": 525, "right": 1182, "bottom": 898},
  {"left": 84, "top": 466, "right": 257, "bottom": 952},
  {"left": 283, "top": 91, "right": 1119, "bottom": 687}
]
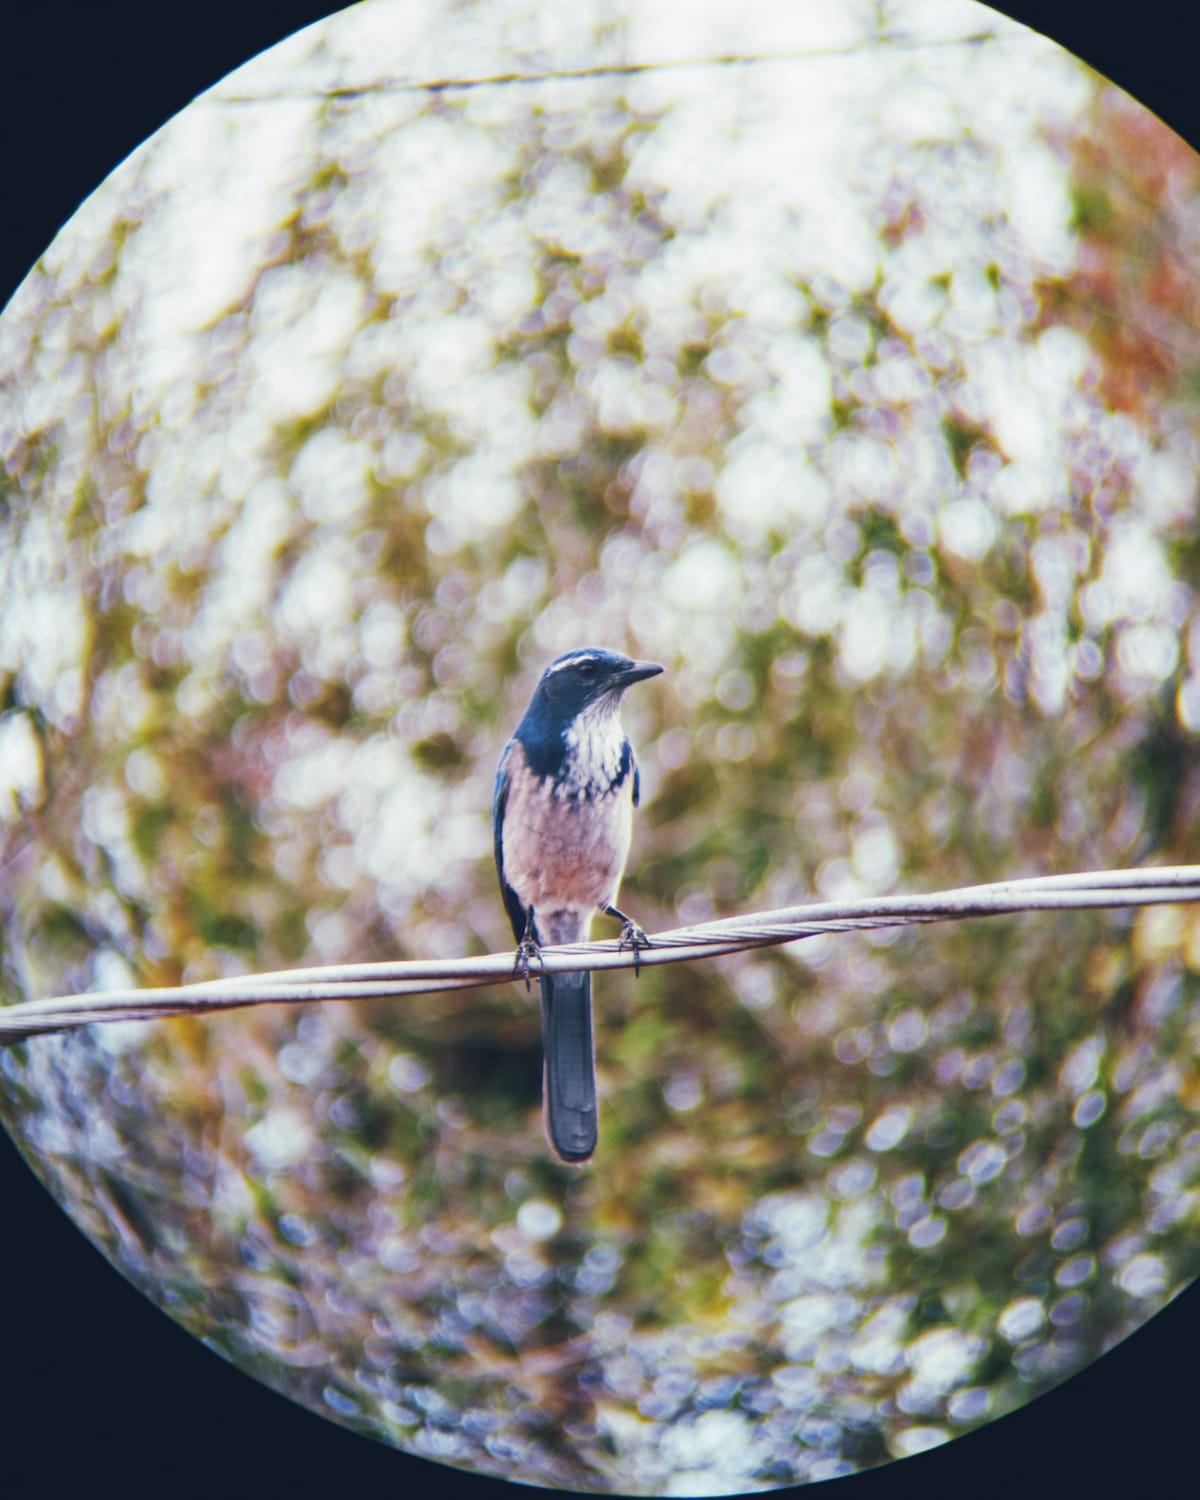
[{"left": 494, "top": 647, "right": 663, "bottom": 1163}]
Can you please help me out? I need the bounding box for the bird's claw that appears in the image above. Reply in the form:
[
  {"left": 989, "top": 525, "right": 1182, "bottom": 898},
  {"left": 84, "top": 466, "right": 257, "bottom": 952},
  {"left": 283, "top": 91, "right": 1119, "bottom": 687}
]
[
  {"left": 514, "top": 934, "right": 543, "bottom": 991},
  {"left": 617, "top": 918, "right": 651, "bottom": 977}
]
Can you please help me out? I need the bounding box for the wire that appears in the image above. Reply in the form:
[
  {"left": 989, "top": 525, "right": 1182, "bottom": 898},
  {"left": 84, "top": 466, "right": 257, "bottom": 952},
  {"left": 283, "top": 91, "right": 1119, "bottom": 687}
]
[
  {"left": 3, "top": 863, "right": 1196, "bottom": 1043},
  {"left": 208, "top": 32, "right": 1003, "bottom": 105}
]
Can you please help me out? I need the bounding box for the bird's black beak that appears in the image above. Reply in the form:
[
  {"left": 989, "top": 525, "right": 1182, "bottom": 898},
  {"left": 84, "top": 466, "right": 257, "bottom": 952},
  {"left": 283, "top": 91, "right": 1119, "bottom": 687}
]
[{"left": 617, "top": 660, "right": 665, "bottom": 687}]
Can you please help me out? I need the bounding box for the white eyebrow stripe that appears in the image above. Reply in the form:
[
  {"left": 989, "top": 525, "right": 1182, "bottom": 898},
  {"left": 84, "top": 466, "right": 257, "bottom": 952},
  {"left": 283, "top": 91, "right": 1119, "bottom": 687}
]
[{"left": 547, "top": 654, "right": 601, "bottom": 675}]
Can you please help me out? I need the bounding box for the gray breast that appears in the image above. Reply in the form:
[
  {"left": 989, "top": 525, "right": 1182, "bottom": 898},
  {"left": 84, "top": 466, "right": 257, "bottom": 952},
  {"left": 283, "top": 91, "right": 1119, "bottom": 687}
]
[{"left": 502, "top": 750, "right": 635, "bottom": 916}]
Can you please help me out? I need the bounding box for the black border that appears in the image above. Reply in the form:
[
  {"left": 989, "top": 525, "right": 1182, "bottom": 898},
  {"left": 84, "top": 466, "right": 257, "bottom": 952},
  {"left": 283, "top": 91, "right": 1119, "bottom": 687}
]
[{"left": 2, "top": 5, "right": 1196, "bottom": 1497}]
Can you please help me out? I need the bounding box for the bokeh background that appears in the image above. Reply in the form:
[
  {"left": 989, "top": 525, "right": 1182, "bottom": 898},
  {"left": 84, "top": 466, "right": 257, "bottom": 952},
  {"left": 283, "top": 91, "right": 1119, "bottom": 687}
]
[{"left": 2, "top": 1, "right": 1200, "bottom": 1493}]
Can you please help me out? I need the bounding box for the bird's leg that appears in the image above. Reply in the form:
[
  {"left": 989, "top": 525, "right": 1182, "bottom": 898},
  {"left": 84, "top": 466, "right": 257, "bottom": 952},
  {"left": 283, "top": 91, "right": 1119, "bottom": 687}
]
[
  {"left": 514, "top": 906, "right": 543, "bottom": 991},
  {"left": 606, "top": 904, "right": 651, "bottom": 976}
]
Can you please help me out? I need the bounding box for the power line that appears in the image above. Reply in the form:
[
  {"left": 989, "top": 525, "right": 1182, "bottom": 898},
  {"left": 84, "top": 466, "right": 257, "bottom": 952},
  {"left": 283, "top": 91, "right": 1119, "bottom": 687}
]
[
  {"left": 3, "top": 862, "right": 1196, "bottom": 1042},
  {"left": 209, "top": 32, "right": 1003, "bottom": 105}
]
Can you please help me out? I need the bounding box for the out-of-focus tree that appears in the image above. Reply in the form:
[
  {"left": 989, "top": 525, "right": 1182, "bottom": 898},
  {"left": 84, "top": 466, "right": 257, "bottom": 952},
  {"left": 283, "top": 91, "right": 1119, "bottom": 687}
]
[{"left": 1, "top": 3, "right": 1199, "bottom": 1492}]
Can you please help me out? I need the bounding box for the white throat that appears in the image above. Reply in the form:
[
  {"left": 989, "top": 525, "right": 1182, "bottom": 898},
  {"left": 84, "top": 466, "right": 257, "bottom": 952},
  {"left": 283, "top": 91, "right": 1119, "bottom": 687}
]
[{"left": 561, "top": 695, "right": 626, "bottom": 794}]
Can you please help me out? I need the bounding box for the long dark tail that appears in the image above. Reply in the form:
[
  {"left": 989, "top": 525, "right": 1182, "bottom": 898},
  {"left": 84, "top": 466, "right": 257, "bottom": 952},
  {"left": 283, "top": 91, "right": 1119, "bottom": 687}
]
[{"left": 539, "top": 969, "right": 597, "bottom": 1163}]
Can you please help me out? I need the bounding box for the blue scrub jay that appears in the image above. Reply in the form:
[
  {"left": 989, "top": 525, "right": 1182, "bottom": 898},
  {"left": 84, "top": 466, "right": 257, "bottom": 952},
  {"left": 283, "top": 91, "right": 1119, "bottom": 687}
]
[{"left": 494, "top": 648, "right": 663, "bottom": 1162}]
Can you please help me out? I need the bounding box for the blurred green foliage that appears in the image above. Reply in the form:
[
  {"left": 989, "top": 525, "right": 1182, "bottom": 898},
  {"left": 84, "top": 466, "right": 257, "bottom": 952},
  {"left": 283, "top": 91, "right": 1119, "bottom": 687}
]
[{"left": 2, "top": 4, "right": 1200, "bottom": 1493}]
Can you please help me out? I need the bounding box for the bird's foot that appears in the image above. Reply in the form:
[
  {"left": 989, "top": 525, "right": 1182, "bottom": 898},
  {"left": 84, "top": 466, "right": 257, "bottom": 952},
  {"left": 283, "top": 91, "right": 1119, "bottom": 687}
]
[
  {"left": 514, "top": 934, "right": 544, "bottom": 990},
  {"left": 515, "top": 909, "right": 543, "bottom": 991},
  {"left": 608, "top": 906, "right": 652, "bottom": 977}
]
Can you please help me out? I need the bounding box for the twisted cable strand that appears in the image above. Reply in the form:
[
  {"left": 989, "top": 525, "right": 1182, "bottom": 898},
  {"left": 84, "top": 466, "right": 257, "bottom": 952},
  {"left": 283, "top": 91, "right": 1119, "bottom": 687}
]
[{"left": 3, "top": 865, "right": 1198, "bottom": 1043}]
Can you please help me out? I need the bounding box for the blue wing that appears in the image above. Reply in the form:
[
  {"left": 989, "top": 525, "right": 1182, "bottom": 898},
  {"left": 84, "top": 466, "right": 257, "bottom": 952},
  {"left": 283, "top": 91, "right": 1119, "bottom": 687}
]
[{"left": 493, "top": 740, "right": 530, "bottom": 941}]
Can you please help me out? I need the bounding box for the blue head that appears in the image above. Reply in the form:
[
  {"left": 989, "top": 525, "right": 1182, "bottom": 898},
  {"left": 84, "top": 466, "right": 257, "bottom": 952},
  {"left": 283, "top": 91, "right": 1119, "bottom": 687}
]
[
  {"left": 515, "top": 647, "right": 663, "bottom": 774},
  {"left": 523, "top": 647, "right": 662, "bottom": 723}
]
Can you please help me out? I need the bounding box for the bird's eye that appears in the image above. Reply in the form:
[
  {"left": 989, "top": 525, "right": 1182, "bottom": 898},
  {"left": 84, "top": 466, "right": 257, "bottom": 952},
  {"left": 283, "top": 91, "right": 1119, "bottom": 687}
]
[{"left": 578, "top": 661, "right": 597, "bottom": 676}]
